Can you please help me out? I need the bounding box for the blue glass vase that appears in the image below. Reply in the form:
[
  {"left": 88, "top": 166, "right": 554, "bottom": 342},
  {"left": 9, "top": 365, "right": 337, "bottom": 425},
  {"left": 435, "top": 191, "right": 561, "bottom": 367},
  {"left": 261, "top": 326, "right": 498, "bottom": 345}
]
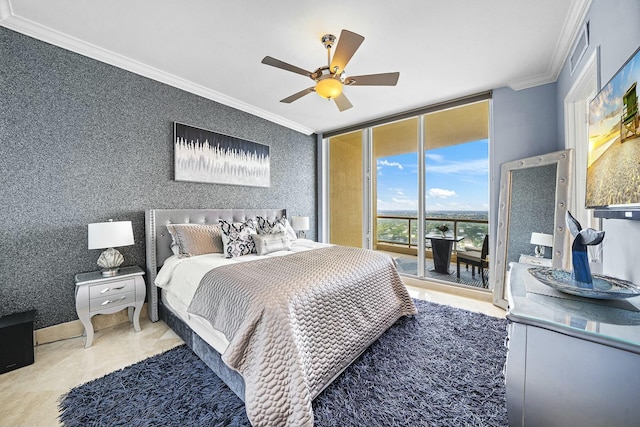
[{"left": 566, "top": 211, "right": 604, "bottom": 287}]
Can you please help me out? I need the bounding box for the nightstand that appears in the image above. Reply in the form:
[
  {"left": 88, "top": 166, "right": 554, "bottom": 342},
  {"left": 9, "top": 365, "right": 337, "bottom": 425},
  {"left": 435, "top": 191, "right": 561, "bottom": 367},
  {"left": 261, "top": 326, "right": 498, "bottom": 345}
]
[
  {"left": 518, "top": 254, "right": 552, "bottom": 267},
  {"left": 75, "top": 265, "right": 145, "bottom": 348}
]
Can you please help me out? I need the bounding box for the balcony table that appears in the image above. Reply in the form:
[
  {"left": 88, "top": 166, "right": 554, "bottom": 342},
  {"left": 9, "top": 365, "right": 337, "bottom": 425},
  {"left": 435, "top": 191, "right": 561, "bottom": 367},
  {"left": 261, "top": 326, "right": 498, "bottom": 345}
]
[{"left": 425, "top": 234, "right": 464, "bottom": 274}]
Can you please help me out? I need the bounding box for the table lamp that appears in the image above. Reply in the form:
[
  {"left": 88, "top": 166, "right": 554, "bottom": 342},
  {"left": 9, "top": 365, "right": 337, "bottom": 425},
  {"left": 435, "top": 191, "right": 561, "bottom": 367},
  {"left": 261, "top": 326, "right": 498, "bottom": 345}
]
[
  {"left": 291, "top": 216, "right": 309, "bottom": 238},
  {"left": 88, "top": 220, "right": 134, "bottom": 276},
  {"left": 530, "top": 232, "right": 553, "bottom": 258}
]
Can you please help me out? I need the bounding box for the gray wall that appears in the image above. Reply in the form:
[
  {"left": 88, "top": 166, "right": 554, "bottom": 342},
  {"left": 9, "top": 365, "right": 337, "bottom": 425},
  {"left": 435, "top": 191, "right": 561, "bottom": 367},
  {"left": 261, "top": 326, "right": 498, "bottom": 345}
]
[
  {"left": 0, "top": 27, "right": 317, "bottom": 329},
  {"left": 490, "top": 83, "right": 559, "bottom": 256},
  {"left": 555, "top": 0, "right": 640, "bottom": 284}
]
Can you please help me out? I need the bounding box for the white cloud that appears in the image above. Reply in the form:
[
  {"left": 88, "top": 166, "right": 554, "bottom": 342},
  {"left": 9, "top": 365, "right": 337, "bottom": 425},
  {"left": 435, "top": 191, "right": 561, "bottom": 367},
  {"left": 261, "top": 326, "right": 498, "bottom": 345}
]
[
  {"left": 378, "top": 160, "right": 404, "bottom": 169},
  {"left": 427, "top": 158, "right": 488, "bottom": 175},
  {"left": 377, "top": 197, "right": 418, "bottom": 211},
  {"left": 428, "top": 188, "right": 456, "bottom": 198},
  {"left": 425, "top": 153, "right": 444, "bottom": 162}
]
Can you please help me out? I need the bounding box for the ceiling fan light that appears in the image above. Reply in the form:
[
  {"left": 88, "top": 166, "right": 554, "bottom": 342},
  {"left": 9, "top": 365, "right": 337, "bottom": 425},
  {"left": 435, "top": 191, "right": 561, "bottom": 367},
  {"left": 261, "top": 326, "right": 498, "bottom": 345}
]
[{"left": 315, "top": 78, "right": 343, "bottom": 99}]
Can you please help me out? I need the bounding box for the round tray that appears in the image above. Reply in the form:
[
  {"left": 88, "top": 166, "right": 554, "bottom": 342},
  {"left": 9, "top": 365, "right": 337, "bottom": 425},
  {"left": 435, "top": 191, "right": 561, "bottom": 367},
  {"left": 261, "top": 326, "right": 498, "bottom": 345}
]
[{"left": 528, "top": 267, "right": 640, "bottom": 300}]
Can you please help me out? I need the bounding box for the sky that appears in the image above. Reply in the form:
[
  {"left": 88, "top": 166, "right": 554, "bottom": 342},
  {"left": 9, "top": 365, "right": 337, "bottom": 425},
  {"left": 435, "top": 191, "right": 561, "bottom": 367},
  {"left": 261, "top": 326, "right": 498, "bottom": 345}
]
[
  {"left": 588, "top": 47, "right": 640, "bottom": 164},
  {"left": 376, "top": 139, "right": 489, "bottom": 212}
]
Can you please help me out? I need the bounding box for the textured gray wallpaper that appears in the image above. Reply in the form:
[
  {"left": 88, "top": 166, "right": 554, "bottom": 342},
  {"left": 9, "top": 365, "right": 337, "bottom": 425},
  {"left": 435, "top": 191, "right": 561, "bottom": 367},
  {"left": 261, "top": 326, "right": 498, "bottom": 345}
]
[
  {"left": 507, "top": 164, "right": 557, "bottom": 264},
  {"left": 0, "top": 28, "right": 317, "bottom": 329}
]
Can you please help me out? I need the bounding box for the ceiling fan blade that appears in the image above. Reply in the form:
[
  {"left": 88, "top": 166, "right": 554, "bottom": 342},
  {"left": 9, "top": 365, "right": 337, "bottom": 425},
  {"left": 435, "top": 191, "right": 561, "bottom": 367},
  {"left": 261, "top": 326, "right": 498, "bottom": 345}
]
[
  {"left": 345, "top": 72, "right": 400, "bottom": 86},
  {"left": 280, "top": 87, "right": 315, "bottom": 103},
  {"left": 333, "top": 92, "right": 353, "bottom": 112},
  {"left": 262, "top": 56, "right": 312, "bottom": 77},
  {"left": 330, "top": 30, "right": 364, "bottom": 74}
]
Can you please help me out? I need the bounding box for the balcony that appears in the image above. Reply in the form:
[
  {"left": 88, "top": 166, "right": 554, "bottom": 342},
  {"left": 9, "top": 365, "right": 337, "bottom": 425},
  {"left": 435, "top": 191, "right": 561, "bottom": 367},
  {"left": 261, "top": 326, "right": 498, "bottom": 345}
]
[{"left": 375, "top": 214, "right": 489, "bottom": 288}]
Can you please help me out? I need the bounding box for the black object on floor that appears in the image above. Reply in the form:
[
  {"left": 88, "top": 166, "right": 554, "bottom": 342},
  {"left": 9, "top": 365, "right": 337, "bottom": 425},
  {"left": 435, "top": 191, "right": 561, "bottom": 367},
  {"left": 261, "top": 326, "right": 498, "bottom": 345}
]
[{"left": 0, "top": 309, "right": 36, "bottom": 374}]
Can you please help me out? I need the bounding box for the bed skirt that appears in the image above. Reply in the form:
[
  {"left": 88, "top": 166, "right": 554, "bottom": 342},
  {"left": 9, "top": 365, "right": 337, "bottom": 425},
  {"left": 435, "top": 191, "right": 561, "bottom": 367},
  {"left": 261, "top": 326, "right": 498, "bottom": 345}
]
[{"left": 159, "top": 300, "right": 246, "bottom": 401}]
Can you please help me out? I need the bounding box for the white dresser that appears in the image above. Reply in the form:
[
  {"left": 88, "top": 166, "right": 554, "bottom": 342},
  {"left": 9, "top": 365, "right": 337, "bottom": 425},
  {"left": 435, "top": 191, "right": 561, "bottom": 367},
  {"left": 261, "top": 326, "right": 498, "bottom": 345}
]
[{"left": 505, "top": 263, "right": 640, "bottom": 427}]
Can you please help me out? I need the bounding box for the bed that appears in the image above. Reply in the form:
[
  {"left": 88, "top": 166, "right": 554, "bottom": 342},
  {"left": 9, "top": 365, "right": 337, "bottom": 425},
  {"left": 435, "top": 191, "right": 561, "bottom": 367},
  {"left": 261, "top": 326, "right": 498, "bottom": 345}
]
[{"left": 144, "top": 208, "right": 417, "bottom": 427}]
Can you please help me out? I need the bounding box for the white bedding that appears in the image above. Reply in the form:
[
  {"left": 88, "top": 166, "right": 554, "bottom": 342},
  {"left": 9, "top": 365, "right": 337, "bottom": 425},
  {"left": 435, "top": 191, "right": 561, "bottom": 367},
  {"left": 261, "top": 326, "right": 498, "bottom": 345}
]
[
  {"left": 155, "top": 238, "right": 331, "bottom": 352},
  {"left": 156, "top": 238, "right": 329, "bottom": 306}
]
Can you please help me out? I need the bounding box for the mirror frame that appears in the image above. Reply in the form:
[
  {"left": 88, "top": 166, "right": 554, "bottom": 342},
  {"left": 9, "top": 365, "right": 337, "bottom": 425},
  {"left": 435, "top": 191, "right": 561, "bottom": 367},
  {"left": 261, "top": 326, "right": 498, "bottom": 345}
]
[{"left": 493, "top": 149, "right": 573, "bottom": 309}]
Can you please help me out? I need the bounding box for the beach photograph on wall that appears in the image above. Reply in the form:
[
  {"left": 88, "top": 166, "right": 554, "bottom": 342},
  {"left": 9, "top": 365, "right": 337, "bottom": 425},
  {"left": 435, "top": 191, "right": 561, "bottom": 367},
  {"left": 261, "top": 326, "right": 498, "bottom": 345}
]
[
  {"left": 587, "top": 46, "right": 640, "bottom": 207},
  {"left": 174, "top": 122, "right": 270, "bottom": 187}
]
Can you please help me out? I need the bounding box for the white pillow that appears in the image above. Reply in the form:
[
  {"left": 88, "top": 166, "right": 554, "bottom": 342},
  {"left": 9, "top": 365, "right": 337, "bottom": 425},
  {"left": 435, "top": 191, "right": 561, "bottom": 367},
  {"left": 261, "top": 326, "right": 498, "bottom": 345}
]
[
  {"left": 253, "top": 232, "right": 291, "bottom": 256},
  {"left": 282, "top": 218, "right": 298, "bottom": 241}
]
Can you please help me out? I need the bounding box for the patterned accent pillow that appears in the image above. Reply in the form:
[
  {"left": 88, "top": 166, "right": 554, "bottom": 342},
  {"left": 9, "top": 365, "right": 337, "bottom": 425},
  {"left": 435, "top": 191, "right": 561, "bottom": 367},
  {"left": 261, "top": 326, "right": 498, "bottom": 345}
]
[
  {"left": 257, "top": 216, "right": 297, "bottom": 241},
  {"left": 219, "top": 219, "right": 257, "bottom": 258},
  {"left": 253, "top": 232, "right": 291, "bottom": 256},
  {"left": 166, "top": 224, "right": 224, "bottom": 257}
]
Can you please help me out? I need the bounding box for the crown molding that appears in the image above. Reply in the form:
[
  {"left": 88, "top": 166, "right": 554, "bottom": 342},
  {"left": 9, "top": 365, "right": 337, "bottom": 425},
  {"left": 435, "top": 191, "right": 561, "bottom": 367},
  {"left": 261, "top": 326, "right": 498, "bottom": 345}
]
[
  {"left": 509, "top": 0, "right": 592, "bottom": 91},
  {"left": 508, "top": 72, "right": 558, "bottom": 92},
  {"left": 0, "top": 1, "right": 314, "bottom": 136}
]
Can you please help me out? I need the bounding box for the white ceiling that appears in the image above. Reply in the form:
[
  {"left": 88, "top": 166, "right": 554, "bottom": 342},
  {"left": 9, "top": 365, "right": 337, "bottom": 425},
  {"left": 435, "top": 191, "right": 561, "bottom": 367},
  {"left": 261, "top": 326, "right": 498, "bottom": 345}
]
[{"left": 0, "top": 0, "right": 590, "bottom": 135}]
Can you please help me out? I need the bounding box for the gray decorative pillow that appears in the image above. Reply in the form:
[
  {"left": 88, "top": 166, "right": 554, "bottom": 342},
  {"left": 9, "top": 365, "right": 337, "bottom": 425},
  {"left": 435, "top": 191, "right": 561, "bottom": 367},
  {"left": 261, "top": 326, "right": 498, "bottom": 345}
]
[
  {"left": 219, "top": 219, "right": 257, "bottom": 258},
  {"left": 253, "top": 232, "right": 291, "bottom": 256},
  {"left": 166, "top": 224, "right": 224, "bottom": 257},
  {"left": 257, "top": 216, "right": 297, "bottom": 240}
]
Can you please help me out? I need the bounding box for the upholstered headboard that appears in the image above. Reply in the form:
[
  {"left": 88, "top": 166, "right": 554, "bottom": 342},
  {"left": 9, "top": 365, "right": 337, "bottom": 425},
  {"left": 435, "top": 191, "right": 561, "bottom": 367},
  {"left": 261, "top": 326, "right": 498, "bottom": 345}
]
[{"left": 144, "top": 208, "right": 286, "bottom": 321}]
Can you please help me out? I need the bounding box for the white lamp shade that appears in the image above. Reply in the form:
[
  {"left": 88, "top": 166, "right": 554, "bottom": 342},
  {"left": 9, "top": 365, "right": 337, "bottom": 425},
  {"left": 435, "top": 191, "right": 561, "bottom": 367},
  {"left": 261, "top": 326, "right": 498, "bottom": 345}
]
[
  {"left": 290, "top": 216, "right": 310, "bottom": 231},
  {"left": 88, "top": 221, "right": 134, "bottom": 250},
  {"left": 530, "top": 232, "right": 553, "bottom": 247}
]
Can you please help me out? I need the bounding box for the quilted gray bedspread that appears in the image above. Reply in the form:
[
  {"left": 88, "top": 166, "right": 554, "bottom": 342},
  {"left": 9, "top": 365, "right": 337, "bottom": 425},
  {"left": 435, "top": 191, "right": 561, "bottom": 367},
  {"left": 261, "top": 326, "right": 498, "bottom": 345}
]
[{"left": 187, "top": 245, "right": 417, "bottom": 427}]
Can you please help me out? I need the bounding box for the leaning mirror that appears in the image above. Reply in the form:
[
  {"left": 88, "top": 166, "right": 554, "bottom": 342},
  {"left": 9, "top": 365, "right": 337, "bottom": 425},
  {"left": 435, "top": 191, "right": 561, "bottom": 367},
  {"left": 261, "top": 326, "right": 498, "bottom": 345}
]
[{"left": 493, "top": 149, "right": 573, "bottom": 309}]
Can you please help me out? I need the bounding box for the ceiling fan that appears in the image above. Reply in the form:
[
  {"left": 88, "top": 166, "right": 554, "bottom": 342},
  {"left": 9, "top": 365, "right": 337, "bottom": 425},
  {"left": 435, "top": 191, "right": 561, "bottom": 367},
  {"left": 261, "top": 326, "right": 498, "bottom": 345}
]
[{"left": 261, "top": 29, "right": 400, "bottom": 112}]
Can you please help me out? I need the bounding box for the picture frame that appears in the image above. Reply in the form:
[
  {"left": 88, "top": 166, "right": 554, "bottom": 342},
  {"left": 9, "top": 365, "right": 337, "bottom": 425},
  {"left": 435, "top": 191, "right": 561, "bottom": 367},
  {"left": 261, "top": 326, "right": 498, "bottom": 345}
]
[
  {"left": 174, "top": 122, "right": 270, "bottom": 187},
  {"left": 587, "top": 45, "right": 640, "bottom": 209}
]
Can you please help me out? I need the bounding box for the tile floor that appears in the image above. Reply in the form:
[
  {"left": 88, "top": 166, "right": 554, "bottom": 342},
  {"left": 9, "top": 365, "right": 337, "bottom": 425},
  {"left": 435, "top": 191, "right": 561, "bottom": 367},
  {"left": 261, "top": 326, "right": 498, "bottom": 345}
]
[{"left": 0, "top": 284, "right": 504, "bottom": 427}]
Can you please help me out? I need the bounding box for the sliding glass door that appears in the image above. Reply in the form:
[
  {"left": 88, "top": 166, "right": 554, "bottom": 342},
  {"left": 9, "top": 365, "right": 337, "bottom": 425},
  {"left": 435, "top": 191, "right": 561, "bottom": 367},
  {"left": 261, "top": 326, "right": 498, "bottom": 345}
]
[
  {"left": 326, "top": 99, "right": 490, "bottom": 290},
  {"left": 423, "top": 102, "right": 490, "bottom": 286},
  {"left": 372, "top": 118, "right": 419, "bottom": 275}
]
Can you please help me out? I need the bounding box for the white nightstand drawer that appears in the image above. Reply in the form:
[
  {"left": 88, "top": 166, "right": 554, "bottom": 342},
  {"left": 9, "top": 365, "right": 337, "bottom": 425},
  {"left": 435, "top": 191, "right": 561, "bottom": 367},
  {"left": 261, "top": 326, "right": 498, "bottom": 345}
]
[
  {"left": 75, "top": 266, "right": 145, "bottom": 348},
  {"left": 89, "top": 278, "right": 135, "bottom": 299},
  {"left": 89, "top": 291, "right": 136, "bottom": 312}
]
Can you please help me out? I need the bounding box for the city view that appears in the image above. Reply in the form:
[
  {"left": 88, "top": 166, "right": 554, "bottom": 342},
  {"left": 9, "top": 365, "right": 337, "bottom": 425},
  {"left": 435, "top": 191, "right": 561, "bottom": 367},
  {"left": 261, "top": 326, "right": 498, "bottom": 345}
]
[
  {"left": 376, "top": 139, "right": 489, "bottom": 250},
  {"left": 377, "top": 210, "right": 488, "bottom": 250}
]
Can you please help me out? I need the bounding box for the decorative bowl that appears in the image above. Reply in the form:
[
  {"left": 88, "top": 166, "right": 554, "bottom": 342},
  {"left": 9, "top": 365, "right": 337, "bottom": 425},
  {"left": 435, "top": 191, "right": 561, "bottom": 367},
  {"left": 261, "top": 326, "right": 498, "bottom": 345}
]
[{"left": 528, "top": 267, "right": 640, "bottom": 300}]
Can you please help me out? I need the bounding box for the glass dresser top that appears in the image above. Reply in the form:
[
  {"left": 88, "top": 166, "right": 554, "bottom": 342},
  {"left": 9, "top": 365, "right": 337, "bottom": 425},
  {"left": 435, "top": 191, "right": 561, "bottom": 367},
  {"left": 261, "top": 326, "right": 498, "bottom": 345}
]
[{"left": 507, "top": 262, "right": 640, "bottom": 353}]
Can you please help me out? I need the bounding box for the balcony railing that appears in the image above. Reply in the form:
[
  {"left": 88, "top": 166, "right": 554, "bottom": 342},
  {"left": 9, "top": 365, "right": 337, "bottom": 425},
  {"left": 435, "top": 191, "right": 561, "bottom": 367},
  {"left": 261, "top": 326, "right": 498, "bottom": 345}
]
[{"left": 376, "top": 215, "right": 489, "bottom": 254}]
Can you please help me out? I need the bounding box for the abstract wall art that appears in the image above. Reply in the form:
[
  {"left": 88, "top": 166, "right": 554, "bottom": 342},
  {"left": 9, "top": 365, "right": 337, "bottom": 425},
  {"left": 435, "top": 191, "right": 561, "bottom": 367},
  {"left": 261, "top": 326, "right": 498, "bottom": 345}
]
[{"left": 174, "top": 122, "right": 270, "bottom": 187}]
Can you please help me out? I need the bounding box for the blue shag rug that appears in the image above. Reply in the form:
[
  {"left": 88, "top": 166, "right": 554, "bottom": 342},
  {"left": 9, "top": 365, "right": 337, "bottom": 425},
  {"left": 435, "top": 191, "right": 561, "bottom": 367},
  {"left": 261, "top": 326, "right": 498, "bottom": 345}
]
[{"left": 59, "top": 300, "right": 508, "bottom": 426}]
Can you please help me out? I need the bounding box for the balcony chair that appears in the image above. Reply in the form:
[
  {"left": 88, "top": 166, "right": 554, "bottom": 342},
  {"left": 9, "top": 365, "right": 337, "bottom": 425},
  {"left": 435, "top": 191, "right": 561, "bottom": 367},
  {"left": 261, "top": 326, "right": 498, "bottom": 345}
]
[{"left": 456, "top": 234, "right": 489, "bottom": 287}]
